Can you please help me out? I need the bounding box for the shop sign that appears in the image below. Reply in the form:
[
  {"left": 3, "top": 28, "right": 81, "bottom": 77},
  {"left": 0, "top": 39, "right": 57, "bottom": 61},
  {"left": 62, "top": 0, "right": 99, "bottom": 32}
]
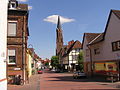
[{"left": 14, "top": 68, "right": 21, "bottom": 70}]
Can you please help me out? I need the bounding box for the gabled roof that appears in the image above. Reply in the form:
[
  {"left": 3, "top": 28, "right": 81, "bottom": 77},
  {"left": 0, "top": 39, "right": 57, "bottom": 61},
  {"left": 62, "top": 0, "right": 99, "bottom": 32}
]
[
  {"left": 103, "top": 10, "right": 120, "bottom": 39},
  {"left": 85, "top": 33, "right": 100, "bottom": 43},
  {"left": 82, "top": 33, "right": 100, "bottom": 48},
  {"left": 62, "top": 40, "right": 81, "bottom": 57},
  {"left": 82, "top": 10, "right": 120, "bottom": 47},
  {"left": 89, "top": 33, "right": 104, "bottom": 45}
]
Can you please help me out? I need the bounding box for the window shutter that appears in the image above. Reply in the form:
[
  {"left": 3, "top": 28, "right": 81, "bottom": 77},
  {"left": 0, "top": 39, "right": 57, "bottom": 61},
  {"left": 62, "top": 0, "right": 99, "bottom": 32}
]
[{"left": 8, "top": 22, "right": 17, "bottom": 36}]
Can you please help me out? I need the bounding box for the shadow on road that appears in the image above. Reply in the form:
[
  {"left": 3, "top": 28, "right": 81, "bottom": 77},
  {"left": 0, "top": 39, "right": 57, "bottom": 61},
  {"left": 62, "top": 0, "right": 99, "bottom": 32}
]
[
  {"left": 44, "top": 69, "right": 119, "bottom": 84},
  {"left": 46, "top": 72, "right": 113, "bottom": 83}
]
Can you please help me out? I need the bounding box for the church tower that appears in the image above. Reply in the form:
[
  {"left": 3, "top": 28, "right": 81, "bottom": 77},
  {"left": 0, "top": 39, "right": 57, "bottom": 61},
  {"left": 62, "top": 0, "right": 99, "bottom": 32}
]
[{"left": 56, "top": 16, "right": 63, "bottom": 55}]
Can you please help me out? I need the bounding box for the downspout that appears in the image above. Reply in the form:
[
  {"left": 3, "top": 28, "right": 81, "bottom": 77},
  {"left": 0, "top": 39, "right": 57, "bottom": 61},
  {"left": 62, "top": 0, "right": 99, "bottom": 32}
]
[
  {"left": 87, "top": 45, "right": 93, "bottom": 77},
  {"left": 22, "top": 15, "right": 25, "bottom": 84},
  {"left": 22, "top": 11, "right": 28, "bottom": 84}
]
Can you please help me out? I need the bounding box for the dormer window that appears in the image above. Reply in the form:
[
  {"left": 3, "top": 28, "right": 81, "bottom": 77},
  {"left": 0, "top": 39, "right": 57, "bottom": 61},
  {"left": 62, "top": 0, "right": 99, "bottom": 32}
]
[
  {"left": 12, "top": 3, "right": 16, "bottom": 8},
  {"left": 8, "top": 0, "right": 18, "bottom": 9},
  {"left": 10, "top": 2, "right": 16, "bottom": 9}
]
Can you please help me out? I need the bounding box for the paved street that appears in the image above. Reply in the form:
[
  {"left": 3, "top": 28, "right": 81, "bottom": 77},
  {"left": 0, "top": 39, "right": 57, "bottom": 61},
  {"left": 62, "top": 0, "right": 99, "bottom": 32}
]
[
  {"left": 40, "top": 70, "right": 120, "bottom": 90},
  {"left": 8, "top": 69, "right": 120, "bottom": 90}
]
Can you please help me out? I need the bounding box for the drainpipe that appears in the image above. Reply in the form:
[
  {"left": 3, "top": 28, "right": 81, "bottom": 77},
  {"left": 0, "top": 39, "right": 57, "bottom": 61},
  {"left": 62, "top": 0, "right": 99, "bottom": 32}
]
[
  {"left": 22, "top": 15, "right": 25, "bottom": 85},
  {"left": 22, "top": 11, "right": 28, "bottom": 84},
  {"left": 87, "top": 45, "right": 93, "bottom": 77}
]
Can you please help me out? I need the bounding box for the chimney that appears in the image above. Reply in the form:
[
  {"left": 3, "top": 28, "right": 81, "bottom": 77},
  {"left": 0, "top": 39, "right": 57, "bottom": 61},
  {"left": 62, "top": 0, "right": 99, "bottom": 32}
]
[{"left": 68, "top": 40, "right": 74, "bottom": 46}]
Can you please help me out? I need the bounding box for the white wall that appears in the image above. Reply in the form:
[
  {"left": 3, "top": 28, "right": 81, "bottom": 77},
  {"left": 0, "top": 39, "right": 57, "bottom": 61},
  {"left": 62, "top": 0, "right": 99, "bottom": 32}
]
[
  {"left": 83, "top": 35, "right": 91, "bottom": 62},
  {"left": 91, "top": 12, "right": 120, "bottom": 61},
  {"left": 68, "top": 49, "right": 80, "bottom": 65},
  {"left": 0, "top": 0, "right": 8, "bottom": 90}
]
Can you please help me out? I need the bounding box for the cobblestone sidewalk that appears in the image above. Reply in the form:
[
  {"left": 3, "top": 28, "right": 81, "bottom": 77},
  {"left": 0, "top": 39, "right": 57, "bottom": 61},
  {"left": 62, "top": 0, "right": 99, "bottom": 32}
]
[{"left": 8, "top": 74, "right": 40, "bottom": 90}]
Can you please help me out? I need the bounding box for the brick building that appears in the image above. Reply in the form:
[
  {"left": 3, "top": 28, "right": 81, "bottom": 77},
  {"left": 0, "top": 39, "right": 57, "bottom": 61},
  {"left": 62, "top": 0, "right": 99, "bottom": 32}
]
[{"left": 7, "top": 0, "right": 29, "bottom": 84}]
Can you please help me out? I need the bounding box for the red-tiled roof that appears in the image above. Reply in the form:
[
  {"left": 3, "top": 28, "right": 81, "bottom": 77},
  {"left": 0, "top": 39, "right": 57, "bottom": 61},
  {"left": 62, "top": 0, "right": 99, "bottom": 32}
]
[
  {"left": 66, "top": 40, "right": 81, "bottom": 55},
  {"left": 60, "top": 40, "right": 81, "bottom": 57}
]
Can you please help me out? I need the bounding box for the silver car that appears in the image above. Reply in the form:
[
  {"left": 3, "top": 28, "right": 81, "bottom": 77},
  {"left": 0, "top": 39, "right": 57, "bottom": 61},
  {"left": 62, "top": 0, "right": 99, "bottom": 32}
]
[{"left": 73, "top": 71, "right": 86, "bottom": 79}]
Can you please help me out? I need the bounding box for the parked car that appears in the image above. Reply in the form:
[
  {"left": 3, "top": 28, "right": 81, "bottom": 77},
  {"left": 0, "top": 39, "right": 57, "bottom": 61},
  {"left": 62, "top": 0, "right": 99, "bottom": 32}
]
[
  {"left": 73, "top": 71, "right": 86, "bottom": 79},
  {"left": 51, "top": 69, "right": 56, "bottom": 72},
  {"left": 38, "top": 69, "right": 43, "bottom": 74},
  {"left": 55, "top": 69, "right": 61, "bottom": 73}
]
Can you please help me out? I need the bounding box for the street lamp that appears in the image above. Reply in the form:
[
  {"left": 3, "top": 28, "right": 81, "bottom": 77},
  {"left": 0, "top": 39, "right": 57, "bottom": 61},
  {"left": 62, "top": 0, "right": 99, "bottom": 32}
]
[{"left": 28, "top": 44, "right": 33, "bottom": 48}]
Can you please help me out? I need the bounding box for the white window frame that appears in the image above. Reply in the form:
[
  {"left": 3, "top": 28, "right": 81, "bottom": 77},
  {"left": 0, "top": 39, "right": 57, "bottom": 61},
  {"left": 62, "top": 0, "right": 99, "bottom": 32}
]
[
  {"left": 8, "top": 49, "right": 16, "bottom": 64},
  {"left": 9, "top": 2, "right": 17, "bottom": 9},
  {"left": 8, "top": 21, "right": 17, "bottom": 36}
]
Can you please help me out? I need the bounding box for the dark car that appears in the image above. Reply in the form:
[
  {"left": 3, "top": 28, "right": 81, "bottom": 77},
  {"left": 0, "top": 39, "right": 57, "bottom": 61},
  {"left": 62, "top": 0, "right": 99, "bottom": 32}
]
[
  {"left": 38, "top": 69, "right": 43, "bottom": 74},
  {"left": 73, "top": 71, "right": 86, "bottom": 79}
]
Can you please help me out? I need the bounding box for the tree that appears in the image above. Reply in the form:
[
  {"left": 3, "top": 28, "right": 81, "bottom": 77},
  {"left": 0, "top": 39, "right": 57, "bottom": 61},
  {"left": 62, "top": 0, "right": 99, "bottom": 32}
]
[
  {"left": 78, "top": 51, "right": 84, "bottom": 72},
  {"left": 45, "top": 62, "right": 49, "bottom": 66},
  {"left": 51, "top": 56, "right": 59, "bottom": 69}
]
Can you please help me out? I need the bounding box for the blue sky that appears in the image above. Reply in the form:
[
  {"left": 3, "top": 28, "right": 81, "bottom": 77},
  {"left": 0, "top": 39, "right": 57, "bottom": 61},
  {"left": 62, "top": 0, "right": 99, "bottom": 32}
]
[{"left": 18, "top": 0, "right": 120, "bottom": 59}]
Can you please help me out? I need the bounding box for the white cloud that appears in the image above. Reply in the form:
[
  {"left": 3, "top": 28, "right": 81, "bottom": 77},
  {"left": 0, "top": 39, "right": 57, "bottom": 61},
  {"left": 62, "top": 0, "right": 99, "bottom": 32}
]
[
  {"left": 43, "top": 15, "right": 75, "bottom": 24},
  {"left": 28, "top": 6, "right": 33, "bottom": 10},
  {"left": 18, "top": 0, "right": 28, "bottom": 2}
]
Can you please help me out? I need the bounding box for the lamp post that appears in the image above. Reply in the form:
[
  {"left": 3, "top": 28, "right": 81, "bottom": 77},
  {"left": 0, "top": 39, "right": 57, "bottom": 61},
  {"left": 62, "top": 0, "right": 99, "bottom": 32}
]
[{"left": 28, "top": 44, "right": 33, "bottom": 49}]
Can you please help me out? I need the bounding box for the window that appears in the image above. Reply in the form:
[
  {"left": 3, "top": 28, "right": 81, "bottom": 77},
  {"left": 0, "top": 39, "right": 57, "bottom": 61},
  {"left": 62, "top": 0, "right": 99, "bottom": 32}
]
[
  {"left": 8, "top": 49, "right": 16, "bottom": 64},
  {"left": 112, "top": 42, "right": 117, "bottom": 51},
  {"left": 117, "top": 41, "right": 120, "bottom": 49},
  {"left": 112, "top": 40, "right": 120, "bottom": 51},
  {"left": 8, "top": 22, "right": 17, "bottom": 36},
  {"left": 9, "top": 2, "right": 16, "bottom": 9},
  {"left": 72, "top": 55, "right": 78, "bottom": 61},
  {"left": 94, "top": 48, "right": 100, "bottom": 55}
]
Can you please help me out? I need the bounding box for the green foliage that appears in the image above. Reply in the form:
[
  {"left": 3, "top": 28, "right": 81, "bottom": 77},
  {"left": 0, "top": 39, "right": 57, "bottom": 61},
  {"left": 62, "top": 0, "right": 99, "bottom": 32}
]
[
  {"left": 51, "top": 56, "right": 59, "bottom": 68},
  {"left": 78, "top": 51, "right": 83, "bottom": 63},
  {"left": 77, "top": 51, "right": 84, "bottom": 72},
  {"left": 45, "top": 62, "right": 49, "bottom": 66},
  {"left": 32, "top": 69, "right": 35, "bottom": 75}
]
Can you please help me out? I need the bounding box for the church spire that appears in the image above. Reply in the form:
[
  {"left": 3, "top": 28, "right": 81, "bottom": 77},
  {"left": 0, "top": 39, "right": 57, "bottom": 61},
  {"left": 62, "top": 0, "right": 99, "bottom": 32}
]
[
  {"left": 56, "top": 16, "right": 63, "bottom": 56},
  {"left": 57, "top": 16, "right": 61, "bottom": 29}
]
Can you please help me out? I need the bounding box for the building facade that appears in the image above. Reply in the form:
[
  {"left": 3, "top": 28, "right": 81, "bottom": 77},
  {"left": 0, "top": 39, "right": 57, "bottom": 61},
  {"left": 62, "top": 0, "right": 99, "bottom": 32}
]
[
  {"left": 82, "top": 10, "right": 120, "bottom": 79},
  {"left": 7, "top": 0, "right": 29, "bottom": 84},
  {"left": 61, "top": 40, "right": 82, "bottom": 72},
  {"left": 56, "top": 16, "right": 63, "bottom": 56},
  {"left": 56, "top": 16, "right": 82, "bottom": 72},
  {"left": 0, "top": 0, "right": 8, "bottom": 89},
  {"left": 26, "top": 48, "right": 34, "bottom": 78}
]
